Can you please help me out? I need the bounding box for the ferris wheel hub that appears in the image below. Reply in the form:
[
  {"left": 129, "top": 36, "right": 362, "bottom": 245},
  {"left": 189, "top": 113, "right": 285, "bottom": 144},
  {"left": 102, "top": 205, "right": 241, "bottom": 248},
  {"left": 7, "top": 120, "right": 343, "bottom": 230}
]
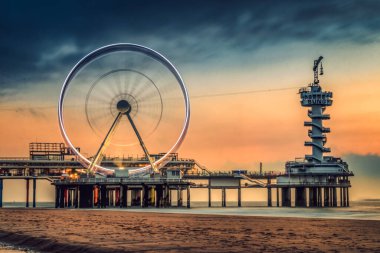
[{"left": 116, "top": 100, "right": 131, "bottom": 114}]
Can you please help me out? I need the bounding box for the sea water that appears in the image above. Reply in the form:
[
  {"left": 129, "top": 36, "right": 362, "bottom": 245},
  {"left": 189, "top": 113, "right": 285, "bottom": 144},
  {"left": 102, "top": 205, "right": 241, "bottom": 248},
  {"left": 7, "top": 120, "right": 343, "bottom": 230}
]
[
  {"left": 2, "top": 200, "right": 380, "bottom": 220},
  {"left": 0, "top": 243, "right": 36, "bottom": 253},
  {"left": 80, "top": 200, "right": 380, "bottom": 220}
]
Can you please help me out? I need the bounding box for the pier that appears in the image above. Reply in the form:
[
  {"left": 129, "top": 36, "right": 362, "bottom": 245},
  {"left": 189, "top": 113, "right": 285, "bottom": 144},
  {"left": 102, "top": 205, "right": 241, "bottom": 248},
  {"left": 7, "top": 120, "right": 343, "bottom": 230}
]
[
  {"left": 0, "top": 154, "right": 352, "bottom": 208},
  {"left": 0, "top": 57, "right": 354, "bottom": 209}
]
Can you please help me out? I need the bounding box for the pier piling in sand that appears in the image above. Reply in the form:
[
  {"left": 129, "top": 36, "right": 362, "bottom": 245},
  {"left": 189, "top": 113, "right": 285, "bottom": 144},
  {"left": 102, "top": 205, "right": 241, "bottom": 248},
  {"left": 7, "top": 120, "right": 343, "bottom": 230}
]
[{"left": 0, "top": 178, "right": 2, "bottom": 208}]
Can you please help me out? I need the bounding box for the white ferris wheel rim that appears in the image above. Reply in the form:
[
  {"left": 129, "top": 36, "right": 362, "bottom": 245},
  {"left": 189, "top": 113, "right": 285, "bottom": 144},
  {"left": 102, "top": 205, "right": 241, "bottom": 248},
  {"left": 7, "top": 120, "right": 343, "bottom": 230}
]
[{"left": 58, "top": 43, "right": 190, "bottom": 175}]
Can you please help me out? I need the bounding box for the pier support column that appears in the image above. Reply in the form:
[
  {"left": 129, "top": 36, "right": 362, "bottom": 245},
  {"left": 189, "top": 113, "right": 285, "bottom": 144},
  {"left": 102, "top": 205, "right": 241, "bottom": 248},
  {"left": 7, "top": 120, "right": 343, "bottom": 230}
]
[
  {"left": 281, "top": 187, "right": 291, "bottom": 207},
  {"left": 59, "top": 187, "right": 65, "bottom": 208},
  {"left": 131, "top": 189, "right": 141, "bottom": 207},
  {"left": 0, "top": 178, "right": 3, "bottom": 208},
  {"left": 118, "top": 187, "right": 122, "bottom": 207},
  {"left": 267, "top": 179, "right": 272, "bottom": 207},
  {"left": 343, "top": 187, "right": 347, "bottom": 207},
  {"left": 295, "top": 187, "right": 306, "bottom": 207},
  {"left": 208, "top": 179, "right": 211, "bottom": 207},
  {"left": 324, "top": 187, "right": 329, "bottom": 207},
  {"left": 329, "top": 188, "right": 332, "bottom": 207},
  {"left": 177, "top": 188, "right": 183, "bottom": 207},
  {"left": 96, "top": 185, "right": 100, "bottom": 208},
  {"left": 79, "top": 185, "right": 93, "bottom": 208},
  {"left": 308, "top": 188, "right": 314, "bottom": 207},
  {"left": 108, "top": 189, "right": 113, "bottom": 207},
  {"left": 32, "top": 178, "right": 36, "bottom": 208},
  {"left": 115, "top": 188, "right": 120, "bottom": 207},
  {"left": 346, "top": 188, "right": 350, "bottom": 207},
  {"left": 221, "top": 188, "right": 226, "bottom": 207},
  {"left": 238, "top": 186, "right": 241, "bottom": 207},
  {"left": 121, "top": 185, "right": 128, "bottom": 208},
  {"left": 168, "top": 188, "right": 172, "bottom": 207},
  {"left": 68, "top": 189, "right": 72, "bottom": 208},
  {"left": 165, "top": 185, "right": 170, "bottom": 207},
  {"left": 267, "top": 187, "right": 272, "bottom": 207},
  {"left": 155, "top": 185, "right": 163, "bottom": 208},
  {"left": 101, "top": 186, "right": 108, "bottom": 208},
  {"left": 55, "top": 186, "right": 59, "bottom": 208},
  {"left": 74, "top": 186, "right": 79, "bottom": 208},
  {"left": 310, "top": 188, "right": 318, "bottom": 207},
  {"left": 276, "top": 188, "right": 279, "bottom": 207},
  {"left": 142, "top": 185, "right": 149, "bottom": 208},
  {"left": 186, "top": 186, "right": 190, "bottom": 208},
  {"left": 150, "top": 187, "right": 155, "bottom": 207},
  {"left": 318, "top": 187, "right": 322, "bottom": 207},
  {"left": 208, "top": 187, "right": 211, "bottom": 207},
  {"left": 26, "top": 178, "right": 30, "bottom": 208},
  {"left": 64, "top": 187, "right": 68, "bottom": 207},
  {"left": 332, "top": 188, "right": 337, "bottom": 207},
  {"left": 340, "top": 187, "right": 343, "bottom": 207},
  {"left": 313, "top": 187, "right": 318, "bottom": 207}
]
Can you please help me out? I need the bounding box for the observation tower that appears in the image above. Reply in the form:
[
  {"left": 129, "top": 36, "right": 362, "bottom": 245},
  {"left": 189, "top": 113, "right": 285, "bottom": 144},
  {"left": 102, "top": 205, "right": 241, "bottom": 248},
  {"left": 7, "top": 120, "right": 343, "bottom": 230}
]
[
  {"left": 301, "top": 56, "right": 332, "bottom": 163},
  {"left": 276, "top": 56, "right": 353, "bottom": 207}
]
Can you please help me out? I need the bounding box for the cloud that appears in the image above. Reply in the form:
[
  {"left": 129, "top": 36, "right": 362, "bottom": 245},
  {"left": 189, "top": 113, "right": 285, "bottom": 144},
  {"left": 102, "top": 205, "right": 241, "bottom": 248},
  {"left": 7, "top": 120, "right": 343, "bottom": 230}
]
[
  {"left": 342, "top": 153, "right": 380, "bottom": 200},
  {"left": 14, "top": 108, "right": 47, "bottom": 119},
  {"left": 343, "top": 153, "right": 380, "bottom": 178},
  {"left": 0, "top": 88, "right": 16, "bottom": 98},
  {"left": 0, "top": 0, "right": 380, "bottom": 91}
]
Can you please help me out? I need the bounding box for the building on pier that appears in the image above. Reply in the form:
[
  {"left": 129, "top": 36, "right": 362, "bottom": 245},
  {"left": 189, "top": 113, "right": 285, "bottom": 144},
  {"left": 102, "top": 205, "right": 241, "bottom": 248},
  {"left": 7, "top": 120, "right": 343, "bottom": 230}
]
[
  {"left": 0, "top": 143, "right": 199, "bottom": 208},
  {"left": 276, "top": 56, "right": 354, "bottom": 207}
]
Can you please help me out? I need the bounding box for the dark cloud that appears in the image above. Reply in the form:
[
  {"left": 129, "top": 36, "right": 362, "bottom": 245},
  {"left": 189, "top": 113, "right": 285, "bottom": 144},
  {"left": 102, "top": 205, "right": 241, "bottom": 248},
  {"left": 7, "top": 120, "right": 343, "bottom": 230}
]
[
  {"left": 343, "top": 153, "right": 380, "bottom": 199},
  {"left": 14, "top": 107, "right": 47, "bottom": 118},
  {"left": 343, "top": 153, "right": 380, "bottom": 178},
  {"left": 0, "top": 0, "right": 380, "bottom": 90}
]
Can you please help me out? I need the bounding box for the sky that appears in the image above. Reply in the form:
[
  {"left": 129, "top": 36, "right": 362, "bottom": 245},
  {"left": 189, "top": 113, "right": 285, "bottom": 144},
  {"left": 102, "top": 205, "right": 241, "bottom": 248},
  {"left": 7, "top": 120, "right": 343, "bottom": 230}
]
[{"left": 0, "top": 0, "right": 380, "bottom": 200}]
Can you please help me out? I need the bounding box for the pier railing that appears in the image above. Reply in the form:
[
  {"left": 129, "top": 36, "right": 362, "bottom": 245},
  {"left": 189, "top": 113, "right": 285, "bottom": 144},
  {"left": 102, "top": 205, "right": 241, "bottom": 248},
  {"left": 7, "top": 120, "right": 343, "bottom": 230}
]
[
  {"left": 54, "top": 177, "right": 189, "bottom": 184},
  {"left": 184, "top": 170, "right": 284, "bottom": 177}
]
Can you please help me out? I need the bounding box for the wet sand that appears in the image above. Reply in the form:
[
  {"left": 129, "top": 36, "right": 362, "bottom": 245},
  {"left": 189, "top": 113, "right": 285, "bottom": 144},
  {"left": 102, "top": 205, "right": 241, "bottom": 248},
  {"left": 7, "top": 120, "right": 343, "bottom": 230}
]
[{"left": 0, "top": 209, "right": 379, "bottom": 253}]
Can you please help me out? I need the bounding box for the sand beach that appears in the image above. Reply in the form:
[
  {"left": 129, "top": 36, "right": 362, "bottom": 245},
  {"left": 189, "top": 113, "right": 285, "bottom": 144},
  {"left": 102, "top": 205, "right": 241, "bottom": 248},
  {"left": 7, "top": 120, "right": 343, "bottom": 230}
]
[{"left": 0, "top": 208, "right": 379, "bottom": 252}]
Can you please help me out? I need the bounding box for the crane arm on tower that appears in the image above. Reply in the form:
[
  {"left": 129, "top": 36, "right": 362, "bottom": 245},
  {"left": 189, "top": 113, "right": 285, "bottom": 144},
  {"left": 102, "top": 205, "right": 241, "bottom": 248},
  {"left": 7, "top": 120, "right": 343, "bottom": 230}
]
[{"left": 313, "top": 56, "right": 324, "bottom": 85}]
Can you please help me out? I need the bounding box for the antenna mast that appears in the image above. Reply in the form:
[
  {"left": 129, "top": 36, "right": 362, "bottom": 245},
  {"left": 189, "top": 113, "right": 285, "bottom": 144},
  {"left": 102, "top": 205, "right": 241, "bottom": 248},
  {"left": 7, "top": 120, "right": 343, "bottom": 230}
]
[{"left": 313, "top": 56, "right": 323, "bottom": 85}]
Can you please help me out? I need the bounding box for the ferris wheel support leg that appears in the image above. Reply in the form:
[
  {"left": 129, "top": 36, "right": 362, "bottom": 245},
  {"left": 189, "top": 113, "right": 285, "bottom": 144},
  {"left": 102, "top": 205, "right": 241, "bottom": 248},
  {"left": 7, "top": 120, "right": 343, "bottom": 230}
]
[
  {"left": 126, "top": 113, "right": 157, "bottom": 174},
  {"left": 89, "top": 112, "right": 123, "bottom": 173}
]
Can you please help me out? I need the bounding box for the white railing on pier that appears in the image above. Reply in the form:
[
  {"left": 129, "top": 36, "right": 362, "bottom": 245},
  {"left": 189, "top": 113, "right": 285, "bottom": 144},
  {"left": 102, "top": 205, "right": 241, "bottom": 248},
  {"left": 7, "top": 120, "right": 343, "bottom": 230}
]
[{"left": 56, "top": 177, "right": 187, "bottom": 184}]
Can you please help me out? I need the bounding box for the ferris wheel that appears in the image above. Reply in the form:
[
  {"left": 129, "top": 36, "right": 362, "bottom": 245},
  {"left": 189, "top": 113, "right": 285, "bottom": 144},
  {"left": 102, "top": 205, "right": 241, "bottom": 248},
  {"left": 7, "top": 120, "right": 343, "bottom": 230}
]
[{"left": 58, "top": 44, "right": 190, "bottom": 176}]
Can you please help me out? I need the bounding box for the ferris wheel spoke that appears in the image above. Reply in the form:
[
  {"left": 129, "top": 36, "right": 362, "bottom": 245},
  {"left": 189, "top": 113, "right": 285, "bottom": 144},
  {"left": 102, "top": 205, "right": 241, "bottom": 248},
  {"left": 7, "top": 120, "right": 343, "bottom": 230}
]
[
  {"left": 136, "top": 109, "right": 162, "bottom": 120},
  {"left": 89, "top": 112, "right": 123, "bottom": 172},
  {"left": 123, "top": 72, "right": 133, "bottom": 95},
  {"left": 126, "top": 113, "right": 157, "bottom": 173},
  {"left": 87, "top": 113, "right": 113, "bottom": 126},
  {"left": 128, "top": 79, "right": 140, "bottom": 97},
  {"left": 136, "top": 89, "right": 162, "bottom": 104},
  {"left": 130, "top": 82, "right": 149, "bottom": 100},
  {"left": 88, "top": 91, "right": 114, "bottom": 104},
  {"left": 113, "top": 72, "right": 123, "bottom": 95},
  {"left": 133, "top": 81, "right": 160, "bottom": 102},
  {"left": 138, "top": 99, "right": 163, "bottom": 107}
]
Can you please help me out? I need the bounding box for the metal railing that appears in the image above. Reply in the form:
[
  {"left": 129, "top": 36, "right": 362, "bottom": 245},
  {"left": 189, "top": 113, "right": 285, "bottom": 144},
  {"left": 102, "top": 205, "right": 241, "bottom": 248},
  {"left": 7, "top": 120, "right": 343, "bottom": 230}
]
[{"left": 55, "top": 177, "right": 188, "bottom": 184}]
